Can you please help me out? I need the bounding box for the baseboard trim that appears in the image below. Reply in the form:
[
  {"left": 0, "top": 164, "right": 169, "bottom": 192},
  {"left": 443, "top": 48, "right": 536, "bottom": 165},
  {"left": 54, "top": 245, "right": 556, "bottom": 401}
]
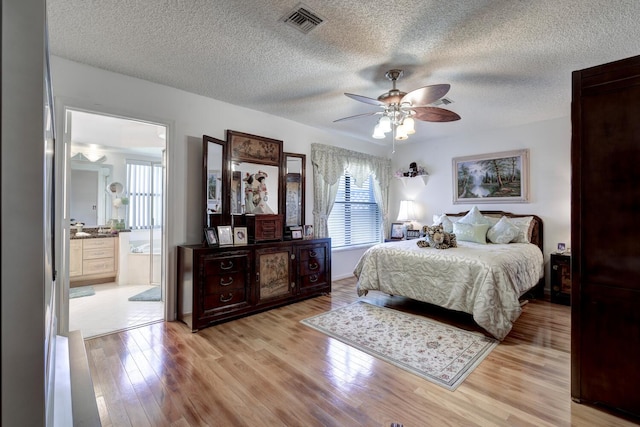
[{"left": 68, "top": 330, "right": 101, "bottom": 426}]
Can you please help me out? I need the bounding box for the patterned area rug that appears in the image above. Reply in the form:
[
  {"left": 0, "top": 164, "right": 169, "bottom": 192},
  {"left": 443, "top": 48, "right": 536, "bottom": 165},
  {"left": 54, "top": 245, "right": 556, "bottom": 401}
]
[
  {"left": 69, "top": 286, "right": 95, "bottom": 299},
  {"left": 301, "top": 301, "right": 498, "bottom": 390}
]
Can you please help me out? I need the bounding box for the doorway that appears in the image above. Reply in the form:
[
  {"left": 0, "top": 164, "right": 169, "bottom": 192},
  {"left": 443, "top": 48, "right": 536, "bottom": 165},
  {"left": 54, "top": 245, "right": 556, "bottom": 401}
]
[{"left": 65, "top": 109, "right": 166, "bottom": 338}]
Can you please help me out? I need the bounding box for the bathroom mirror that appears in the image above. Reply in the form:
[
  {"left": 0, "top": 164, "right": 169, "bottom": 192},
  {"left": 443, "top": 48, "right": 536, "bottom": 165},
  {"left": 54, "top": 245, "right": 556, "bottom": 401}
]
[
  {"left": 227, "top": 130, "right": 282, "bottom": 216},
  {"left": 203, "top": 135, "right": 227, "bottom": 228},
  {"left": 282, "top": 152, "right": 306, "bottom": 227},
  {"left": 69, "top": 158, "right": 113, "bottom": 226}
]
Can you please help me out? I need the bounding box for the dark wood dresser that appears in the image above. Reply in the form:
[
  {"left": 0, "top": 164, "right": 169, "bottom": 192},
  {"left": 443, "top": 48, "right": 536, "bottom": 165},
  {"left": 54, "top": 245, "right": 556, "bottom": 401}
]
[
  {"left": 177, "top": 238, "right": 331, "bottom": 331},
  {"left": 571, "top": 55, "right": 640, "bottom": 418}
]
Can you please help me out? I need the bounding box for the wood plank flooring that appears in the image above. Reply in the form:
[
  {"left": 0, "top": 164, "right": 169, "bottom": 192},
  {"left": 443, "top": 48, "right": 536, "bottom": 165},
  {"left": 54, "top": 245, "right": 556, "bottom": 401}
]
[{"left": 85, "top": 277, "right": 639, "bottom": 426}]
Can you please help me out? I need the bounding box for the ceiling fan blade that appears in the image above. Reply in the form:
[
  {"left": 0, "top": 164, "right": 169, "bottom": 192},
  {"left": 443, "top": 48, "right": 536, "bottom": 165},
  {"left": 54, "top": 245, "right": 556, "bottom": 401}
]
[
  {"left": 344, "top": 93, "right": 387, "bottom": 107},
  {"left": 412, "top": 107, "right": 461, "bottom": 122},
  {"left": 402, "top": 84, "right": 451, "bottom": 107},
  {"left": 333, "top": 111, "right": 381, "bottom": 122}
]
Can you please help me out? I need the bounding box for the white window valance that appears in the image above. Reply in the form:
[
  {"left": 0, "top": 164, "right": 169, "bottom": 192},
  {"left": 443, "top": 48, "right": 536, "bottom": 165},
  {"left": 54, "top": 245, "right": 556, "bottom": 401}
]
[{"left": 311, "top": 143, "right": 391, "bottom": 239}]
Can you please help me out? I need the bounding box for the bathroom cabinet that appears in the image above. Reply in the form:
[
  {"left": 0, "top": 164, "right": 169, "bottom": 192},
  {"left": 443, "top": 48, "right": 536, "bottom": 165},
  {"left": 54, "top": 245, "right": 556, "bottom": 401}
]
[{"left": 69, "top": 236, "right": 119, "bottom": 287}]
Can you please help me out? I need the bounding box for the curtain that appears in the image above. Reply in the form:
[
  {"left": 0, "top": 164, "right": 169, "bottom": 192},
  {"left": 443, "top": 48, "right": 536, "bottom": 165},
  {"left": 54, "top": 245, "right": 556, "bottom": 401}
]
[{"left": 311, "top": 143, "right": 391, "bottom": 238}]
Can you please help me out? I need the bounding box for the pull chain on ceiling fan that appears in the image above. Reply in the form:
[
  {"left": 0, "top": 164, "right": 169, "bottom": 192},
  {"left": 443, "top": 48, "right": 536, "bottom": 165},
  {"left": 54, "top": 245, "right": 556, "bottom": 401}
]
[{"left": 334, "top": 69, "right": 461, "bottom": 151}]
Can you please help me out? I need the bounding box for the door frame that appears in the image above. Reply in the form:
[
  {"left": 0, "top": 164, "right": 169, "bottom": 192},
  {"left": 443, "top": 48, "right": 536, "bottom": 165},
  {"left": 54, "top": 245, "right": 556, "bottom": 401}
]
[{"left": 56, "top": 101, "right": 173, "bottom": 335}]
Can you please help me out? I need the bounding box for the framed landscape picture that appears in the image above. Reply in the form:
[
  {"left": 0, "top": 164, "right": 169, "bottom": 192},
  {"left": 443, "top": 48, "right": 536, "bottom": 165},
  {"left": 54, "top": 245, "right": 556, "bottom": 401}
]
[{"left": 452, "top": 149, "right": 530, "bottom": 204}]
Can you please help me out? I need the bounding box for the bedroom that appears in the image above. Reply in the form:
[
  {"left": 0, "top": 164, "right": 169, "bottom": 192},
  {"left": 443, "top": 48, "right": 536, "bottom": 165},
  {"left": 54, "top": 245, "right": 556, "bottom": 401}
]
[{"left": 2, "top": 0, "right": 639, "bottom": 425}]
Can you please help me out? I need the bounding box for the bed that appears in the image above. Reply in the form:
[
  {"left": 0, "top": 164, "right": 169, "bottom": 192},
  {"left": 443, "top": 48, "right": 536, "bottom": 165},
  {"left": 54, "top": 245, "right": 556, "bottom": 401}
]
[{"left": 354, "top": 210, "right": 545, "bottom": 340}]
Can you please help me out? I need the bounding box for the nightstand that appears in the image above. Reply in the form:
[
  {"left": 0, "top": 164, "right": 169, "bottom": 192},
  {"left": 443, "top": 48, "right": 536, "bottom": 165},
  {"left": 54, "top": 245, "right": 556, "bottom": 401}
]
[{"left": 550, "top": 253, "right": 571, "bottom": 305}]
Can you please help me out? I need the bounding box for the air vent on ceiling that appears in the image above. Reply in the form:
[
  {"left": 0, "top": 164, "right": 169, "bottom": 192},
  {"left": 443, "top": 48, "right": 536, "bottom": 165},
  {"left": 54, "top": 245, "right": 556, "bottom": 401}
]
[
  {"left": 431, "top": 97, "right": 453, "bottom": 106},
  {"left": 282, "top": 4, "right": 324, "bottom": 34}
]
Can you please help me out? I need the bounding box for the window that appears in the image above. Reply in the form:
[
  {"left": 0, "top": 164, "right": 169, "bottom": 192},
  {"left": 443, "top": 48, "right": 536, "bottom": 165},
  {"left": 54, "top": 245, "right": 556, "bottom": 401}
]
[
  {"left": 126, "top": 160, "right": 163, "bottom": 230},
  {"left": 327, "top": 173, "right": 381, "bottom": 248}
]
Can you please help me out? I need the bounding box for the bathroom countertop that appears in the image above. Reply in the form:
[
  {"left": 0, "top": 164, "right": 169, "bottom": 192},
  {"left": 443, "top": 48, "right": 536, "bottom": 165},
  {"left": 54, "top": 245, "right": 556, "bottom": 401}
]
[{"left": 70, "top": 229, "right": 129, "bottom": 239}]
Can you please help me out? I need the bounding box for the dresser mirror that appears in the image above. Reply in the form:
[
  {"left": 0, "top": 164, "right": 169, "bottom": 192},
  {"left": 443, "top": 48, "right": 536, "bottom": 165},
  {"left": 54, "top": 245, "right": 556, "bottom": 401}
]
[
  {"left": 202, "top": 135, "right": 227, "bottom": 228},
  {"left": 283, "top": 152, "right": 306, "bottom": 227},
  {"left": 230, "top": 162, "right": 279, "bottom": 214},
  {"left": 227, "top": 130, "right": 283, "bottom": 216}
]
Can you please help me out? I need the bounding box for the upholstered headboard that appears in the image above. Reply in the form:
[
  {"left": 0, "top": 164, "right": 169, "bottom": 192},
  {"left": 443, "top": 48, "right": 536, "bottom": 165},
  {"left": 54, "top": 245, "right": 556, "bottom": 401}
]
[{"left": 445, "top": 210, "right": 544, "bottom": 253}]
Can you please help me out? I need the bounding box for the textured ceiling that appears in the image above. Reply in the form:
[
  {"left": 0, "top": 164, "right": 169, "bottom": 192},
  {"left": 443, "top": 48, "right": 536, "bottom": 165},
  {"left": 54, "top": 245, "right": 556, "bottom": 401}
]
[{"left": 47, "top": 0, "right": 640, "bottom": 146}]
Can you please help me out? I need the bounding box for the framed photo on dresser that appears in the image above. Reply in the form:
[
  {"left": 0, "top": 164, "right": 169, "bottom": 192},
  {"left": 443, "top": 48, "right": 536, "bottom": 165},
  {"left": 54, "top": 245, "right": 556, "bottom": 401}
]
[{"left": 217, "top": 225, "right": 233, "bottom": 246}]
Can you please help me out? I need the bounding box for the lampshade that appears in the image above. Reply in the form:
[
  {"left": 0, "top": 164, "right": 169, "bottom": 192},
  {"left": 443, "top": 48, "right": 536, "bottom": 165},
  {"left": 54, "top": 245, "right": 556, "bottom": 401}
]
[
  {"left": 403, "top": 117, "right": 415, "bottom": 134},
  {"left": 378, "top": 116, "right": 392, "bottom": 133},
  {"left": 397, "top": 200, "right": 416, "bottom": 221},
  {"left": 372, "top": 124, "right": 386, "bottom": 139}
]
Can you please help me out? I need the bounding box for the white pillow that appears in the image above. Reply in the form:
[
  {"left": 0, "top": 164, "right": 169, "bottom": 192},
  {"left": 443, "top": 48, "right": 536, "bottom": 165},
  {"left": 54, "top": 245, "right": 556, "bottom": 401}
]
[
  {"left": 458, "top": 206, "right": 490, "bottom": 225},
  {"left": 508, "top": 216, "right": 534, "bottom": 243},
  {"left": 453, "top": 222, "right": 489, "bottom": 244},
  {"left": 487, "top": 216, "right": 520, "bottom": 244},
  {"left": 483, "top": 215, "right": 500, "bottom": 227},
  {"left": 432, "top": 214, "right": 454, "bottom": 233}
]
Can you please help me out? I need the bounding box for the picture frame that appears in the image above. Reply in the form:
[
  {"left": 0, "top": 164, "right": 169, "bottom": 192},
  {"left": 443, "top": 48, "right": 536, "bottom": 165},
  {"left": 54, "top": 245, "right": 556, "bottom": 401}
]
[
  {"left": 452, "top": 149, "right": 530, "bottom": 204},
  {"left": 303, "top": 224, "right": 314, "bottom": 240},
  {"left": 233, "top": 226, "right": 248, "bottom": 246},
  {"left": 557, "top": 242, "right": 566, "bottom": 253},
  {"left": 291, "top": 229, "right": 303, "bottom": 240},
  {"left": 227, "top": 130, "right": 283, "bottom": 166},
  {"left": 217, "top": 225, "right": 234, "bottom": 246},
  {"left": 390, "top": 222, "right": 404, "bottom": 240},
  {"left": 204, "top": 227, "right": 218, "bottom": 247},
  {"left": 406, "top": 229, "right": 421, "bottom": 240}
]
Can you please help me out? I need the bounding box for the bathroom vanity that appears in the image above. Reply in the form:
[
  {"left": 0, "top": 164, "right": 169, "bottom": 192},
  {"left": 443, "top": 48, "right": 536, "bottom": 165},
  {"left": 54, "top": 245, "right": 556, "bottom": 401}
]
[{"left": 69, "top": 232, "right": 119, "bottom": 287}]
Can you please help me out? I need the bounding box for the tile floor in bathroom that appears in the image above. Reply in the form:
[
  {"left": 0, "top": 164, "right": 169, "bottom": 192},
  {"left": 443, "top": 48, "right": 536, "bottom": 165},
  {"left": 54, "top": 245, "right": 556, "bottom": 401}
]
[{"left": 69, "top": 282, "right": 164, "bottom": 339}]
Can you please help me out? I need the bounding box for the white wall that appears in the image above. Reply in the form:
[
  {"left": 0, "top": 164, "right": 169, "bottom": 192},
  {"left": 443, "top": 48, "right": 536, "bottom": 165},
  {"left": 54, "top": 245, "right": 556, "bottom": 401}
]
[
  {"left": 390, "top": 117, "right": 572, "bottom": 290},
  {"left": 1, "top": 0, "right": 47, "bottom": 424},
  {"left": 50, "top": 56, "right": 388, "bottom": 317}
]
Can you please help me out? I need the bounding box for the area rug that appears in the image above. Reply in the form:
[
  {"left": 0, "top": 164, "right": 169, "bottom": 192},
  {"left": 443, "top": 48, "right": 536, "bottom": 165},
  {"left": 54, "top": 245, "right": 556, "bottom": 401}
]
[
  {"left": 69, "top": 286, "right": 95, "bottom": 299},
  {"left": 301, "top": 301, "right": 498, "bottom": 391},
  {"left": 128, "top": 286, "right": 161, "bottom": 301}
]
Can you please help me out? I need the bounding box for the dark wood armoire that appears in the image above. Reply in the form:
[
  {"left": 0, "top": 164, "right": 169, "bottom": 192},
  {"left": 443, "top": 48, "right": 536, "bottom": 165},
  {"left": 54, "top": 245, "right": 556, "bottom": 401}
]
[{"left": 571, "top": 55, "right": 640, "bottom": 418}]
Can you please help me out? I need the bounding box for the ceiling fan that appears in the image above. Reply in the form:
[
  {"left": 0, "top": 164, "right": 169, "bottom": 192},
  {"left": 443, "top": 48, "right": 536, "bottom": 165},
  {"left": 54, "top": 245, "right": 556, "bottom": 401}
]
[{"left": 334, "top": 69, "right": 460, "bottom": 143}]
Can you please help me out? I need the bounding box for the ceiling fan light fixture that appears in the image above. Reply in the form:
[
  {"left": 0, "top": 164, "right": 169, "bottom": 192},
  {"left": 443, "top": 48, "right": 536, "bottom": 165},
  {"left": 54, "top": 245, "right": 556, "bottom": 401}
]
[
  {"left": 403, "top": 116, "right": 415, "bottom": 134},
  {"left": 372, "top": 124, "right": 386, "bottom": 139},
  {"left": 379, "top": 116, "right": 392, "bottom": 133},
  {"left": 395, "top": 125, "right": 408, "bottom": 140}
]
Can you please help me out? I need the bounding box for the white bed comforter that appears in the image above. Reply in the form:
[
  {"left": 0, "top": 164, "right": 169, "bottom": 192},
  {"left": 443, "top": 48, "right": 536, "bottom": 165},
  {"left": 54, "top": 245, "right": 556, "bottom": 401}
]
[{"left": 353, "top": 239, "right": 544, "bottom": 340}]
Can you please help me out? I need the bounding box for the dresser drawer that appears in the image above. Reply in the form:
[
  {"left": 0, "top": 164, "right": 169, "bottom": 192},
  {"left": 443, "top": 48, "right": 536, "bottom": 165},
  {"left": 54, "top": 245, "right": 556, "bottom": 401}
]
[
  {"left": 82, "top": 238, "right": 115, "bottom": 250},
  {"left": 299, "top": 247, "right": 325, "bottom": 261},
  {"left": 204, "top": 271, "right": 246, "bottom": 293},
  {"left": 300, "top": 257, "right": 324, "bottom": 276},
  {"left": 300, "top": 272, "right": 326, "bottom": 288},
  {"left": 83, "top": 258, "right": 115, "bottom": 275},
  {"left": 204, "top": 255, "right": 247, "bottom": 275},
  {"left": 203, "top": 288, "right": 247, "bottom": 310},
  {"left": 83, "top": 247, "right": 114, "bottom": 260}
]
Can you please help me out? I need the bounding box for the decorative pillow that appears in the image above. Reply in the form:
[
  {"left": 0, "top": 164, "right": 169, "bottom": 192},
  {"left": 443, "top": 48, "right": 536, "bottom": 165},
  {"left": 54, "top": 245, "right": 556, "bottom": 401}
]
[
  {"left": 508, "top": 216, "right": 535, "bottom": 243},
  {"left": 487, "top": 216, "right": 520, "bottom": 244},
  {"left": 458, "top": 206, "right": 490, "bottom": 226},
  {"left": 452, "top": 222, "right": 489, "bottom": 244},
  {"left": 482, "top": 215, "right": 500, "bottom": 227},
  {"left": 432, "top": 214, "right": 454, "bottom": 233}
]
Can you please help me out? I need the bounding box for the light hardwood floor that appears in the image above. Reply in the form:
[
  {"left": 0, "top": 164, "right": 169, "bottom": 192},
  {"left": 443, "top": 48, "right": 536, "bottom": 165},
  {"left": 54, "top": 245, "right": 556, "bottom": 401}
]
[{"left": 85, "top": 277, "right": 639, "bottom": 426}]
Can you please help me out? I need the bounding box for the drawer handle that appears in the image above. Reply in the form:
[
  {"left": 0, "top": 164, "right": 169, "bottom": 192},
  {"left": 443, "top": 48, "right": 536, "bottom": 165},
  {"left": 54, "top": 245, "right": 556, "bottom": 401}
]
[
  {"left": 309, "top": 251, "right": 317, "bottom": 258},
  {"left": 220, "top": 277, "right": 234, "bottom": 287},
  {"left": 220, "top": 261, "right": 234, "bottom": 270},
  {"left": 309, "top": 262, "right": 319, "bottom": 270},
  {"left": 220, "top": 293, "right": 233, "bottom": 303},
  {"left": 309, "top": 274, "right": 318, "bottom": 283}
]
